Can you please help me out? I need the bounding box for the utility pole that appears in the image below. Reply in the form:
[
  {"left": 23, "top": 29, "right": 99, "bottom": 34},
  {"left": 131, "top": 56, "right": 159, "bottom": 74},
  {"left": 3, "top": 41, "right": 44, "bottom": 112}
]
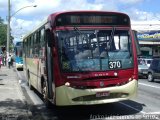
[
  {"left": 6, "top": 1, "right": 36, "bottom": 61},
  {"left": 7, "top": 0, "right": 10, "bottom": 57}
]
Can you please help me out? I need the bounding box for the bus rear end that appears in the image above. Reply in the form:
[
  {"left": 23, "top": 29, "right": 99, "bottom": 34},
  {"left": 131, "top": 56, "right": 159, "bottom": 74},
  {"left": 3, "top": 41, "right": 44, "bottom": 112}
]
[
  {"left": 15, "top": 42, "right": 23, "bottom": 70},
  {"left": 49, "top": 11, "right": 138, "bottom": 106}
]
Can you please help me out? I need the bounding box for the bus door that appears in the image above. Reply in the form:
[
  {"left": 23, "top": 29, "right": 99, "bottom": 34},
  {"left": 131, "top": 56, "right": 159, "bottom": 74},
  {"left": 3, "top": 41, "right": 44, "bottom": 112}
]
[{"left": 45, "top": 28, "right": 55, "bottom": 100}]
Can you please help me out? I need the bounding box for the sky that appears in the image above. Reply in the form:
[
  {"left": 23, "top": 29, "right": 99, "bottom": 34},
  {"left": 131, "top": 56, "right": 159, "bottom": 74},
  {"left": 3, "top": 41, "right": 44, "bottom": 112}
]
[{"left": 0, "top": 0, "right": 160, "bottom": 43}]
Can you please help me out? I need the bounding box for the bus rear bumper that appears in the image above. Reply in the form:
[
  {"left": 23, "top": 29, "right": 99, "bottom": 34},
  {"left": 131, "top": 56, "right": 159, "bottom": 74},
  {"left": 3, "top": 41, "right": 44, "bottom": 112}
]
[{"left": 55, "top": 79, "right": 138, "bottom": 106}]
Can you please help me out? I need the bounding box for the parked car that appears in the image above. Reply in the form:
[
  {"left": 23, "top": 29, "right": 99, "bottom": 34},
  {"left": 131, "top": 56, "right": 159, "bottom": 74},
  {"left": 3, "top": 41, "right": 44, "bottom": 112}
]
[
  {"left": 147, "top": 58, "right": 160, "bottom": 82},
  {"left": 138, "top": 59, "right": 149, "bottom": 78}
]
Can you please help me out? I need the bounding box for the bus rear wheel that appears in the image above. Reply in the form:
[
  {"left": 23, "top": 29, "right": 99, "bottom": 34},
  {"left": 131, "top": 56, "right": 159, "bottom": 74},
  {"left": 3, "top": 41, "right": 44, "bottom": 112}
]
[{"left": 42, "top": 80, "right": 52, "bottom": 108}]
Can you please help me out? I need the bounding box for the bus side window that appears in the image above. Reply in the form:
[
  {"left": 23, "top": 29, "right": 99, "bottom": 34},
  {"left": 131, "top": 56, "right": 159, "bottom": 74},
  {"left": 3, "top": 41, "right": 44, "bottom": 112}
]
[
  {"left": 33, "top": 32, "right": 39, "bottom": 58},
  {"left": 31, "top": 35, "right": 34, "bottom": 58},
  {"left": 26, "top": 39, "right": 28, "bottom": 57},
  {"left": 40, "top": 28, "right": 45, "bottom": 57},
  {"left": 24, "top": 40, "right": 27, "bottom": 57},
  {"left": 37, "top": 31, "right": 40, "bottom": 57},
  {"left": 28, "top": 37, "right": 31, "bottom": 58}
]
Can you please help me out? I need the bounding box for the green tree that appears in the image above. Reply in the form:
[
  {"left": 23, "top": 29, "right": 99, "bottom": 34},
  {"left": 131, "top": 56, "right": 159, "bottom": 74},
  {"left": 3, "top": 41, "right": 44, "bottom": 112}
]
[
  {"left": 0, "top": 17, "right": 7, "bottom": 46},
  {"left": 0, "top": 17, "right": 14, "bottom": 48},
  {"left": 0, "top": 17, "right": 4, "bottom": 23}
]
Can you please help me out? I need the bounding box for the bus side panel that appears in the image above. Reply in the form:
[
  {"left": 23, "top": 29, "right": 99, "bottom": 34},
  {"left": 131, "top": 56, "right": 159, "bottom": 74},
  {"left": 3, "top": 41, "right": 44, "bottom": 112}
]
[
  {"left": 26, "top": 58, "right": 37, "bottom": 88},
  {"left": 131, "top": 30, "right": 139, "bottom": 80}
]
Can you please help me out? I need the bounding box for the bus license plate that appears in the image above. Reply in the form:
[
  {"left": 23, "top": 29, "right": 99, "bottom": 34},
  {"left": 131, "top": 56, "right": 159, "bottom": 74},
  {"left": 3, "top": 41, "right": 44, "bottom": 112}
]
[{"left": 96, "top": 91, "right": 110, "bottom": 97}]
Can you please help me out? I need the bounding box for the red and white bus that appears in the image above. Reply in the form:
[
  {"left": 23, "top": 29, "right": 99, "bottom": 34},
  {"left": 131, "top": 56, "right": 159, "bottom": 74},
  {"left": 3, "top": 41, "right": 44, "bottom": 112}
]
[{"left": 23, "top": 11, "right": 139, "bottom": 107}]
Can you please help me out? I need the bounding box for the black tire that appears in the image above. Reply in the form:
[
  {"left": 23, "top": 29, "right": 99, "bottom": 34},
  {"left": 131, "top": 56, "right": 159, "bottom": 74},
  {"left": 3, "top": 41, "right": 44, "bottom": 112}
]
[
  {"left": 144, "top": 75, "right": 148, "bottom": 79},
  {"left": 42, "top": 80, "right": 52, "bottom": 108},
  {"left": 148, "top": 73, "right": 154, "bottom": 82}
]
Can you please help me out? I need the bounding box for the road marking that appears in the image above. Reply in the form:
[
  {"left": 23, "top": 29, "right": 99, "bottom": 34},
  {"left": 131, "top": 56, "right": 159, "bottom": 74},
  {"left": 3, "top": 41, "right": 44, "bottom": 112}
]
[
  {"left": 138, "top": 83, "right": 160, "bottom": 89},
  {"left": 146, "top": 112, "right": 160, "bottom": 114},
  {"left": 119, "top": 102, "right": 146, "bottom": 114}
]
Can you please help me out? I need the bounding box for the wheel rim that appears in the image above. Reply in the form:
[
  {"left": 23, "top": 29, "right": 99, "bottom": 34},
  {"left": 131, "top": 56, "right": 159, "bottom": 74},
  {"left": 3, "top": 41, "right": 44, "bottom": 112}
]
[
  {"left": 27, "top": 71, "right": 32, "bottom": 89},
  {"left": 148, "top": 74, "right": 152, "bottom": 81},
  {"left": 42, "top": 81, "right": 47, "bottom": 101}
]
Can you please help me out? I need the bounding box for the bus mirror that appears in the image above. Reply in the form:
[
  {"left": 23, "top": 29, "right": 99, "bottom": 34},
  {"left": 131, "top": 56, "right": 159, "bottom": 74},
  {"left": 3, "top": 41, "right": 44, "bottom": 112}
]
[{"left": 132, "top": 30, "right": 141, "bottom": 56}]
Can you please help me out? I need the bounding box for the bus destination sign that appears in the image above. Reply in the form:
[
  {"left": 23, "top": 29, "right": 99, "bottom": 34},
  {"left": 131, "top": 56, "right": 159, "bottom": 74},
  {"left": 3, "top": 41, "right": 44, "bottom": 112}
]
[
  {"left": 55, "top": 13, "right": 130, "bottom": 26},
  {"left": 70, "top": 16, "right": 115, "bottom": 24}
]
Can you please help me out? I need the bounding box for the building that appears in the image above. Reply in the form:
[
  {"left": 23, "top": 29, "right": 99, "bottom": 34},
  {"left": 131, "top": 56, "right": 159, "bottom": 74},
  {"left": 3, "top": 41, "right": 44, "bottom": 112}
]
[{"left": 132, "top": 21, "right": 160, "bottom": 57}]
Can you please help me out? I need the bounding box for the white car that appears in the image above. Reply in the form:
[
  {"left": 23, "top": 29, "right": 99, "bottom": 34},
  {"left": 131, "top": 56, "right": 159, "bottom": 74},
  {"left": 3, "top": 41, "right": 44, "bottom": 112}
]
[
  {"left": 138, "top": 59, "right": 149, "bottom": 78},
  {"left": 143, "top": 58, "right": 153, "bottom": 67}
]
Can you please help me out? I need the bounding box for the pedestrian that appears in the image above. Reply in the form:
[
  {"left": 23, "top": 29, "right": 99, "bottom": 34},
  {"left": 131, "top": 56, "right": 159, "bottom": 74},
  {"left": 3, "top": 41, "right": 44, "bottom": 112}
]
[
  {"left": 0, "top": 54, "right": 2, "bottom": 69},
  {"left": 3, "top": 55, "right": 6, "bottom": 66},
  {"left": 7, "top": 55, "right": 12, "bottom": 68},
  {"left": 10, "top": 55, "right": 14, "bottom": 67}
]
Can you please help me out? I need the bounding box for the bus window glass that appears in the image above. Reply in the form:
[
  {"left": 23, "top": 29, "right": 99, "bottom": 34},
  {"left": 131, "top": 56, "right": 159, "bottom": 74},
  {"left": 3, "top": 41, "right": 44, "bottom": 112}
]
[
  {"left": 34, "top": 33, "right": 39, "bottom": 57},
  {"left": 40, "top": 28, "right": 45, "bottom": 46},
  {"left": 39, "top": 28, "right": 45, "bottom": 57},
  {"left": 23, "top": 40, "right": 27, "bottom": 57},
  {"left": 120, "top": 36, "right": 129, "bottom": 50},
  {"left": 57, "top": 29, "right": 133, "bottom": 72},
  {"left": 31, "top": 35, "right": 34, "bottom": 48},
  {"left": 27, "top": 38, "right": 30, "bottom": 57},
  {"left": 34, "top": 33, "right": 37, "bottom": 44}
]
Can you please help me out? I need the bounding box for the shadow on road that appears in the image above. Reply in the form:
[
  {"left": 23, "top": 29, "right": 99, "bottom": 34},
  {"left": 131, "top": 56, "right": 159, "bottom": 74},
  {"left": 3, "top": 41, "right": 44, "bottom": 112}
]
[
  {"left": 0, "top": 99, "right": 26, "bottom": 109},
  {"left": 20, "top": 80, "right": 144, "bottom": 120},
  {"left": 55, "top": 100, "right": 144, "bottom": 120},
  {"left": 0, "top": 74, "right": 7, "bottom": 76},
  {"left": 154, "top": 79, "right": 160, "bottom": 84},
  {"left": 0, "top": 99, "right": 31, "bottom": 120},
  {"left": 18, "top": 72, "right": 145, "bottom": 120}
]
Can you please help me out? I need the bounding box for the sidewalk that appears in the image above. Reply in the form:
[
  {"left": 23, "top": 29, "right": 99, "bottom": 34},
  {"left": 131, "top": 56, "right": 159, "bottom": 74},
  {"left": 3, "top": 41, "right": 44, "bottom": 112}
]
[{"left": 0, "top": 66, "right": 32, "bottom": 120}]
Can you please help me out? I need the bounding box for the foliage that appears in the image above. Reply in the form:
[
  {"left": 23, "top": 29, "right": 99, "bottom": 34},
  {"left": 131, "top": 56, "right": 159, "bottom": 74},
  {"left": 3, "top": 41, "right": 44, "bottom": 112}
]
[
  {"left": 0, "top": 17, "right": 7, "bottom": 46},
  {"left": 0, "top": 17, "right": 14, "bottom": 47}
]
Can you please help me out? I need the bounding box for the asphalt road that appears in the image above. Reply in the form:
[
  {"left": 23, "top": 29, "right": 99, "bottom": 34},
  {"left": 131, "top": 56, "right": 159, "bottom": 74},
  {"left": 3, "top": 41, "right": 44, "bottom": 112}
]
[{"left": 17, "top": 70, "right": 160, "bottom": 120}]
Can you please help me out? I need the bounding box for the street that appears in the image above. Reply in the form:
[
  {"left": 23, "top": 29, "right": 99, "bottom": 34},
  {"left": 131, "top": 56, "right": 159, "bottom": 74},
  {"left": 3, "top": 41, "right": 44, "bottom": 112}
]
[{"left": 16, "top": 70, "right": 160, "bottom": 120}]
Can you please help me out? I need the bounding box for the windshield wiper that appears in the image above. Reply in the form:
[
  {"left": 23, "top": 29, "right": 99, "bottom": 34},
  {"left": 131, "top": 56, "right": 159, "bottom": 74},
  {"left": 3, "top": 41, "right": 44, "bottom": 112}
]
[
  {"left": 74, "top": 27, "right": 82, "bottom": 35},
  {"left": 110, "top": 27, "right": 116, "bottom": 43},
  {"left": 109, "top": 27, "right": 116, "bottom": 51}
]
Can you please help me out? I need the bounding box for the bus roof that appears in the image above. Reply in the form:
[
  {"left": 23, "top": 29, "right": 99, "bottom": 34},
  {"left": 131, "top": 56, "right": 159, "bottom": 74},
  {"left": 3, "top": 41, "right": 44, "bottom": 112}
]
[
  {"left": 50, "top": 10, "right": 129, "bottom": 18},
  {"left": 23, "top": 18, "right": 48, "bottom": 39},
  {"left": 23, "top": 11, "right": 130, "bottom": 39},
  {"left": 15, "top": 41, "right": 23, "bottom": 46},
  {"left": 49, "top": 11, "right": 130, "bottom": 27}
]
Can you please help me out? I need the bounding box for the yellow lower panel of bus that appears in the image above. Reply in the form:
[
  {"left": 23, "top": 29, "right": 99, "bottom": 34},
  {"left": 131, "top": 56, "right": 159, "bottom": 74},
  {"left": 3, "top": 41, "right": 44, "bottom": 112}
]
[{"left": 55, "top": 79, "right": 138, "bottom": 106}]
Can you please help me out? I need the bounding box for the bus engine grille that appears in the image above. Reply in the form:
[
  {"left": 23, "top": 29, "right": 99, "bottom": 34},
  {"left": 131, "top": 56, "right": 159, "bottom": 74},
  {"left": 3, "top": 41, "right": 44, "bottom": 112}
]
[{"left": 72, "top": 93, "right": 129, "bottom": 102}]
